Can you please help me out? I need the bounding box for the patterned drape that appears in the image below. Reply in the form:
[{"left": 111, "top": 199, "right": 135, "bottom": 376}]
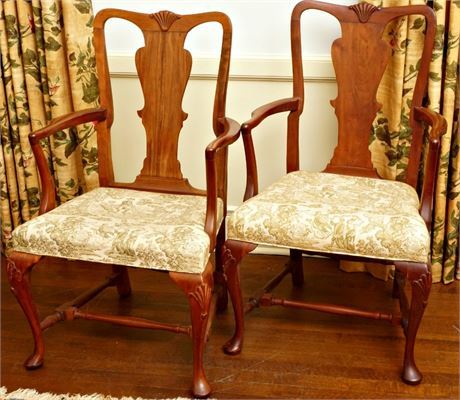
[
  {"left": 344, "top": 0, "right": 459, "bottom": 283},
  {"left": 0, "top": 0, "right": 99, "bottom": 252},
  {"left": 1, "top": 0, "right": 458, "bottom": 284}
]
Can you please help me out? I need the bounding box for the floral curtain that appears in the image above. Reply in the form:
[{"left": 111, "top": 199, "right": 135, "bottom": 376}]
[
  {"left": 343, "top": 0, "right": 459, "bottom": 283},
  {"left": 0, "top": 0, "right": 99, "bottom": 253}
]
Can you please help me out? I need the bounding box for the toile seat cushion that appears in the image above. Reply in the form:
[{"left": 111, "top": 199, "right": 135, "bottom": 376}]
[
  {"left": 227, "top": 171, "right": 430, "bottom": 263},
  {"left": 12, "top": 187, "right": 223, "bottom": 274}
]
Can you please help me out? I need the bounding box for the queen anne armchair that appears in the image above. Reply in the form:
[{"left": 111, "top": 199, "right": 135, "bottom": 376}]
[
  {"left": 222, "top": 0, "right": 447, "bottom": 385},
  {"left": 6, "top": 8, "right": 238, "bottom": 398}
]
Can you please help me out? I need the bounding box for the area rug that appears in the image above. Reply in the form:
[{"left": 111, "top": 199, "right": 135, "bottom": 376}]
[{"left": 0, "top": 387, "right": 189, "bottom": 400}]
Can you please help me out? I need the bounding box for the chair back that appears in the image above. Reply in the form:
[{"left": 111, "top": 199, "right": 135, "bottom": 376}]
[
  {"left": 290, "top": 0, "right": 435, "bottom": 187},
  {"left": 93, "top": 9, "right": 232, "bottom": 194}
]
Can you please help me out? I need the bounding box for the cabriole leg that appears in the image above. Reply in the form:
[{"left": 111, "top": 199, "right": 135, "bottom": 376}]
[
  {"left": 214, "top": 225, "right": 228, "bottom": 313},
  {"left": 6, "top": 251, "right": 43, "bottom": 369},
  {"left": 392, "top": 267, "right": 406, "bottom": 299},
  {"left": 222, "top": 240, "right": 255, "bottom": 355},
  {"left": 170, "top": 262, "right": 213, "bottom": 398},
  {"left": 397, "top": 262, "right": 431, "bottom": 385}
]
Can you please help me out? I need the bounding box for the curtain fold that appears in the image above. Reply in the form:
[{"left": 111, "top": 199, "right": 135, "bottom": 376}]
[
  {"left": 429, "top": 0, "right": 460, "bottom": 283},
  {"left": 0, "top": 0, "right": 99, "bottom": 252},
  {"left": 1, "top": 0, "right": 458, "bottom": 284},
  {"left": 347, "top": 0, "right": 459, "bottom": 283}
]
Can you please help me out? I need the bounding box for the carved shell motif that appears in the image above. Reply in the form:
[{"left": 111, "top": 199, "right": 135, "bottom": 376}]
[
  {"left": 411, "top": 273, "right": 432, "bottom": 307},
  {"left": 190, "top": 283, "right": 212, "bottom": 319},
  {"left": 6, "top": 258, "right": 22, "bottom": 283},
  {"left": 150, "top": 10, "right": 181, "bottom": 31},
  {"left": 222, "top": 245, "right": 236, "bottom": 273},
  {"left": 349, "top": 2, "right": 380, "bottom": 23}
]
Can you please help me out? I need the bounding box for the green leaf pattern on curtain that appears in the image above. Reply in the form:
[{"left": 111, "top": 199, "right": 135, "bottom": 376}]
[
  {"left": 1, "top": 0, "right": 458, "bottom": 283},
  {"left": 0, "top": 0, "right": 99, "bottom": 252},
  {"left": 360, "top": 0, "right": 459, "bottom": 283},
  {"left": 428, "top": 0, "right": 460, "bottom": 283}
]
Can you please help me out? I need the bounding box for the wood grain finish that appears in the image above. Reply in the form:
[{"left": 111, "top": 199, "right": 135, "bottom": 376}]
[
  {"left": 93, "top": 9, "right": 233, "bottom": 197},
  {"left": 348, "top": 3, "right": 379, "bottom": 23},
  {"left": 326, "top": 20, "right": 391, "bottom": 177},
  {"left": 7, "top": 7, "right": 238, "bottom": 398},
  {"left": 394, "top": 261, "right": 433, "bottom": 385},
  {"left": 2, "top": 255, "right": 458, "bottom": 399},
  {"left": 170, "top": 261, "right": 214, "bottom": 397},
  {"left": 134, "top": 17, "right": 193, "bottom": 184},
  {"left": 221, "top": 240, "right": 256, "bottom": 355},
  {"left": 6, "top": 252, "right": 43, "bottom": 369},
  {"left": 29, "top": 108, "right": 107, "bottom": 215},
  {"left": 414, "top": 106, "right": 447, "bottom": 229},
  {"left": 224, "top": 0, "right": 448, "bottom": 388},
  {"left": 240, "top": 97, "right": 300, "bottom": 199},
  {"left": 290, "top": 0, "right": 439, "bottom": 181}
]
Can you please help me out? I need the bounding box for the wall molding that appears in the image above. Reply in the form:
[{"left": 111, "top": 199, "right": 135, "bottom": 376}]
[{"left": 108, "top": 54, "right": 336, "bottom": 83}]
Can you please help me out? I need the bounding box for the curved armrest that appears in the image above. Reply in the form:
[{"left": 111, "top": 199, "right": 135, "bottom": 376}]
[
  {"left": 414, "top": 107, "right": 447, "bottom": 141},
  {"left": 242, "top": 97, "right": 300, "bottom": 132},
  {"left": 204, "top": 117, "right": 240, "bottom": 246},
  {"left": 205, "top": 117, "right": 241, "bottom": 156},
  {"left": 29, "top": 108, "right": 107, "bottom": 215},
  {"left": 241, "top": 97, "right": 300, "bottom": 201},
  {"left": 29, "top": 108, "right": 107, "bottom": 144},
  {"left": 414, "top": 106, "right": 448, "bottom": 229}
]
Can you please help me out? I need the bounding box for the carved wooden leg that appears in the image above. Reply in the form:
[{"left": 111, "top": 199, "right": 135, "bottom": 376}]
[
  {"left": 6, "top": 252, "right": 43, "bottom": 369},
  {"left": 112, "top": 266, "right": 132, "bottom": 298},
  {"left": 392, "top": 268, "right": 405, "bottom": 299},
  {"left": 222, "top": 240, "right": 256, "bottom": 355},
  {"left": 214, "top": 225, "right": 228, "bottom": 313},
  {"left": 290, "top": 249, "right": 304, "bottom": 287},
  {"left": 170, "top": 262, "right": 213, "bottom": 398},
  {"left": 392, "top": 273, "right": 399, "bottom": 299},
  {"left": 397, "top": 262, "right": 431, "bottom": 385}
]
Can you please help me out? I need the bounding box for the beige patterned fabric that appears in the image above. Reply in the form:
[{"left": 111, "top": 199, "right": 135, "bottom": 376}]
[
  {"left": 1, "top": 1, "right": 99, "bottom": 254},
  {"left": 228, "top": 171, "right": 430, "bottom": 263},
  {"left": 357, "top": 0, "right": 460, "bottom": 282},
  {"left": 0, "top": 0, "right": 99, "bottom": 251},
  {"left": 12, "top": 188, "right": 223, "bottom": 274}
]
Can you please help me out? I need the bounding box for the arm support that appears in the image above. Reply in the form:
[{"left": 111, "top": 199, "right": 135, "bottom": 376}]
[
  {"left": 204, "top": 117, "right": 240, "bottom": 247},
  {"left": 242, "top": 97, "right": 300, "bottom": 132},
  {"left": 29, "top": 108, "right": 107, "bottom": 215},
  {"left": 241, "top": 97, "right": 300, "bottom": 200},
  {"left": 414, "top": 106, "right": 447, "bottom": 230}
]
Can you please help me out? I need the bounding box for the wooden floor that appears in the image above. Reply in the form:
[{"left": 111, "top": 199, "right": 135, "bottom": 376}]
[{"left": 1, "top": 255, "right": 458, "bottom": 399}]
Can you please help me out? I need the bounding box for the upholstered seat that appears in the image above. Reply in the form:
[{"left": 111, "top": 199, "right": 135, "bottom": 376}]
[
  {"left": 13, "top": 187, "right": 224, "bottom": 274},
  {"left": 222, "top": 0, "right": 445, "bottom": 388},
  {"left": 6, "top": 9, "right": 238, "bottom": 397},
  {"left": 227, "top": 170, "right": 430, "bottom": 263}
]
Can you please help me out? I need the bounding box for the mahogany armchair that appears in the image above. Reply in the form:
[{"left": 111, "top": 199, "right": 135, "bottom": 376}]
[
  {"left": 6, "top": 8, "right": 238, "bottom": 398},
  {"left": 222, "top": 0, "right": 447, "bottom": 385}
]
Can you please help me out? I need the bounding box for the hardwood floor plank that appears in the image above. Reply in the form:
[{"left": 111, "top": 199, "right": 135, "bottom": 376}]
[{"left": 1, "top": 255, "right": 458, "bottom": 399}]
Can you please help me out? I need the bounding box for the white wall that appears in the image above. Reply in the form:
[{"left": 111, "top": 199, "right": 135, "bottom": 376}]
[
  {"left": 92, "top": 0, "right": 349, "bottom": 208},
  {"left": 92, "top": 0, "right": 354, "bottom": 58}
]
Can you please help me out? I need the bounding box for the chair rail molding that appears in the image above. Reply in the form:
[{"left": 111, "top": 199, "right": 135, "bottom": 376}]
[
  {"left": 108, "top": 55, "right": 339, "bottom": 217},
  {"left": 108, "top": 55, "right": 335, "bottom": 83}
]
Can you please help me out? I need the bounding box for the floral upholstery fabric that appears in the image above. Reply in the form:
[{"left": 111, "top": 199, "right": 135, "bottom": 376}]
[
  {"left": 12, "top": 188, "right": 223, "bottom": 274},
  {"left": 1, "top": 1, "right": 100, "bottom": 252},
  {"left": 227, "top": 171, "right": 430, "bottom": 263}
]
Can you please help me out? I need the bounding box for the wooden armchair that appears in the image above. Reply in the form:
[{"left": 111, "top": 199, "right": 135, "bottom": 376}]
[
  {"left": 222, "top": 0, "right": 447, "bottom": 385},
  {"left": 6, "top": 8, "right": 238, "bottom": 398}
]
